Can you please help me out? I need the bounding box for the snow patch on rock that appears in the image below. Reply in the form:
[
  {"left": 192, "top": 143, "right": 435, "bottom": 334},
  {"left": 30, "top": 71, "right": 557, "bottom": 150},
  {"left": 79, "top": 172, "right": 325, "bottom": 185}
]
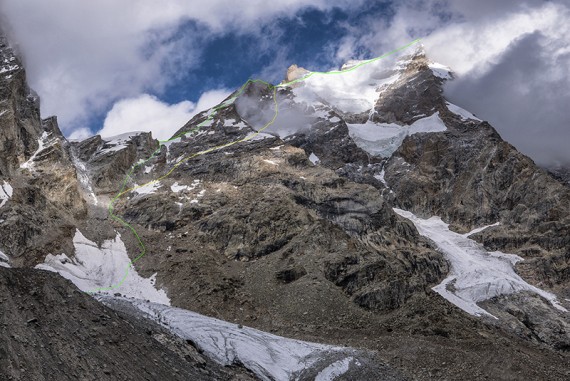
[
  {"left": 71, "top": 152, "right": 98, "bottom": 205},
  {"left": 20, "top": 131, "right": 49, "bottom": 169},
  {"left": 36, "top": 230, "right": 169, "bottom": 304},
  {"left": 446, "top": 101, "right": 482, "bottom": 122},
  {"left": 0, "top": 250, "right": 10, "bottom": 268},
  {"left": 224, "top": 118, "right": 248, "bottom": 129},
  {"left": 309, "top": 152, "right": 320, "bottom": 165},
  {"left": 394, "top": 209, "right": 567, "bottom": 318},
  {"left": 245, "top": 132, "right": 274, "bottom": 141},
  {"left": 98, "top": 131, "right": 144, "bottom": 156},
  {"left": 170, "top": 182, "right": 189, "bottom": 193},
  {"left": 133, "top": 181, "right": 162, "bottom": 195},
  {"left": 348, "top": 112, "right": 447, "bottom": 157},
  {"left": 429, "top": 62, "right": 452, "bottom": 80},
  {"left": 374, "top": 168, "right": 389, "bottom": 188},
  {"left": 0, "top": 181, "right": 13, "bottom": 208}
]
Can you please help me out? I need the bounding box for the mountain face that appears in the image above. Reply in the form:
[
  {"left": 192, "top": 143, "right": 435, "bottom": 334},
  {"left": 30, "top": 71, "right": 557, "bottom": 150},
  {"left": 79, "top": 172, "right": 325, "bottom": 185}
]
[{"left": 1, "top": 25, "right": 569, "bottom": 381}]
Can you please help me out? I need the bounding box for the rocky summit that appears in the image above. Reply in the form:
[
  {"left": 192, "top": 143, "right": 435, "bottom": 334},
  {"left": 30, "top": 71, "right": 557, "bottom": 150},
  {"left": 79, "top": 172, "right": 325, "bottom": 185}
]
[{"left": 0, "top": 25, "right": 569, "bottom": 381}]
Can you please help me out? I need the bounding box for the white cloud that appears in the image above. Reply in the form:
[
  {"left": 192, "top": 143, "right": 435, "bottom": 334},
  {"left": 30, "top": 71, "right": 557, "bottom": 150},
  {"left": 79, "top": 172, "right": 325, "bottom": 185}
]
[
  {"left": 68, "top": 128, "right": 92, "bottom": 141},
  {"left": 98, "top": 89, "right": 231, "bottom": 141},
  {"left": 0, "top": 0, "right": 362, "bottom": 135},
  {"left": 423, "top": 2, "right": 569, "bottom": 76},
  {"left": 192, "top": 89, "right": 233, "bottom": 114}
]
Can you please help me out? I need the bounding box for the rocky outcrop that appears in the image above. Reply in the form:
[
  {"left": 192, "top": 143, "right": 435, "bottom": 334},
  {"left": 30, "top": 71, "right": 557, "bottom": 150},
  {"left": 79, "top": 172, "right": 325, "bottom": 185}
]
[
  {"left": 481, "top": 292, "right": 570, "bottom": 351},
  {"left": 0, "top": 32, "right": 42, "bottom": 176},
  {"left": 71, "top": 132, "right": 159, "bottom": 196},
  {"left": 0, "top": 267, "right": 256, "bottom": 381},
  {"left": 0, "top": 29, "right": 86, "bottom": 266}
]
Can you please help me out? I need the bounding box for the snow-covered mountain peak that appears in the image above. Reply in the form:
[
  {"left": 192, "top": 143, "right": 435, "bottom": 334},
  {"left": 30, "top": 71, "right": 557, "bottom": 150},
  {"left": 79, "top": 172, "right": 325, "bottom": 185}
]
[
  {"left": 290, "top": 54, "right": 403, "bottom": 115},
  {"left": 287, "top": 45, "right": 452, "bottom": 119}
]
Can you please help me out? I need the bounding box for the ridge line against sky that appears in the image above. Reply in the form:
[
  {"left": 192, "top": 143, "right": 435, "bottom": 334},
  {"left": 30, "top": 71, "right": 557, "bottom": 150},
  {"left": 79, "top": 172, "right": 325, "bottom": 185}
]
[{"left": 1, "top": 0, "right": 569, "bottom": 167}]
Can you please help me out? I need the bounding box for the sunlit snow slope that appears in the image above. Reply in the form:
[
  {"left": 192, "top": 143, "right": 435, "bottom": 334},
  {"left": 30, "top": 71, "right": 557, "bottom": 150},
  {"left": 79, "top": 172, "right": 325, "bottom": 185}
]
[
  {"left": 36, "top": 229, "right": 170, "bottom": 304},
  {"left": 394, "top": 209, "right": 567, "bottom": 318}
]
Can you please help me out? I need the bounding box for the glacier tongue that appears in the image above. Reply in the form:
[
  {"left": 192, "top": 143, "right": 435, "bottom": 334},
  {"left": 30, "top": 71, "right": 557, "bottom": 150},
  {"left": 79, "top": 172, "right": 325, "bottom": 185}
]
[
  {"left": 394, "top": 209, "right": 567, "bottom": 318},
  {"left": 100, "top": 297, "right": 358, "bottom": 381}
]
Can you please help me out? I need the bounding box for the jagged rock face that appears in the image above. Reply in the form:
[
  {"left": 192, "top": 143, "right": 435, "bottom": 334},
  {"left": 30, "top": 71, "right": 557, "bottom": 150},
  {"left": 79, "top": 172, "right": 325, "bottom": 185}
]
[
  {"left": 0, "top": 29, "right": 86, "bottom": 266},
  {"left": 371, "top": 52, "right": 448, "bottom": 125},
  {"left": 548, "top": 165, "right": 570, "bottom": 186},
  {"left": 284, "top": 105, "right": 375, "bottom": 170},
  {"left": 0, "top": 32, "right": 42, "bottom": 176},
  {"left": 70, "top": 132, "right": 158, "bottom": 195},
  {"left": 0, "top": 268, "right": 255, "bottom": 381}
]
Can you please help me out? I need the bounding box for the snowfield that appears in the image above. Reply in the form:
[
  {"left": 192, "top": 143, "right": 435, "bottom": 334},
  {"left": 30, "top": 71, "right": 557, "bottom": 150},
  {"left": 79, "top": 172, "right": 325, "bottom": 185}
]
[
  {"left": 292, "top": 55, "right": 402, "bottom": 115},
  {"left": 348, "top": 112, "right": 447, "bottom": 157},
  {"left": 36, "top": 229, "right": 169, "bottom": 304},
  {"left": 394, "top": 209, "right": 567, "bottom": 318}
]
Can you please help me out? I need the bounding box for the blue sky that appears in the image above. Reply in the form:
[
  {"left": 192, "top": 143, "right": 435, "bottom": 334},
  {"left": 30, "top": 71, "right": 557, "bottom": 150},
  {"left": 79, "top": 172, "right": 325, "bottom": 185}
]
[
  {"left": 1, "top": 0, "right": 570, "bottom": 166},
  {"left": 144, "top": 3, "right": 394, "bottom": 110}
]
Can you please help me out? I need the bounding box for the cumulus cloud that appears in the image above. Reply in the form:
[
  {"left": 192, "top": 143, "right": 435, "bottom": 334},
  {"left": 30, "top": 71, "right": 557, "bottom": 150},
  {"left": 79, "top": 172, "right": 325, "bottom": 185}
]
[
  {"left": 0, "top": 0, "right": 361, "bottom": 134},
  {"left": 68, "top": 128, "right": 92, "bottom": 141},
  {"left": 334, "top": 0, "right": 570, "bottom": 167},
  {"left": 98, "top": 89, "right": 231, "bottom": 141}
]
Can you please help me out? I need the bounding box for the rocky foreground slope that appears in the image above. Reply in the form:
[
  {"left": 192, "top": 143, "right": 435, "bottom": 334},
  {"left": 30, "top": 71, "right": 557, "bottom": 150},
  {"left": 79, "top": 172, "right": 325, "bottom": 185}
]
[
  {"left": 1, "top": 25, "right": 569, "bottom": 380},
  {"left": 0, "top": 268, "right": 259, "bottom": 381}
]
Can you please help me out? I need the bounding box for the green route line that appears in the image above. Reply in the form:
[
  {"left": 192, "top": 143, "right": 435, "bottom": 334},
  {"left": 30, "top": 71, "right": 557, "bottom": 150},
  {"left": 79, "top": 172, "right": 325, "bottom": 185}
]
[{"left": 86, "top": 38, "right": 422, "bottom": 294}]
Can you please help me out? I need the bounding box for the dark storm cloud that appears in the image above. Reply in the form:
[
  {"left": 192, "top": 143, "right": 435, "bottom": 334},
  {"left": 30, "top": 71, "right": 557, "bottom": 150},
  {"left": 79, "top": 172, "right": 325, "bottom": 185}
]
[{"left": 446, "top": 32, "right": 570, "bottom": 166}]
